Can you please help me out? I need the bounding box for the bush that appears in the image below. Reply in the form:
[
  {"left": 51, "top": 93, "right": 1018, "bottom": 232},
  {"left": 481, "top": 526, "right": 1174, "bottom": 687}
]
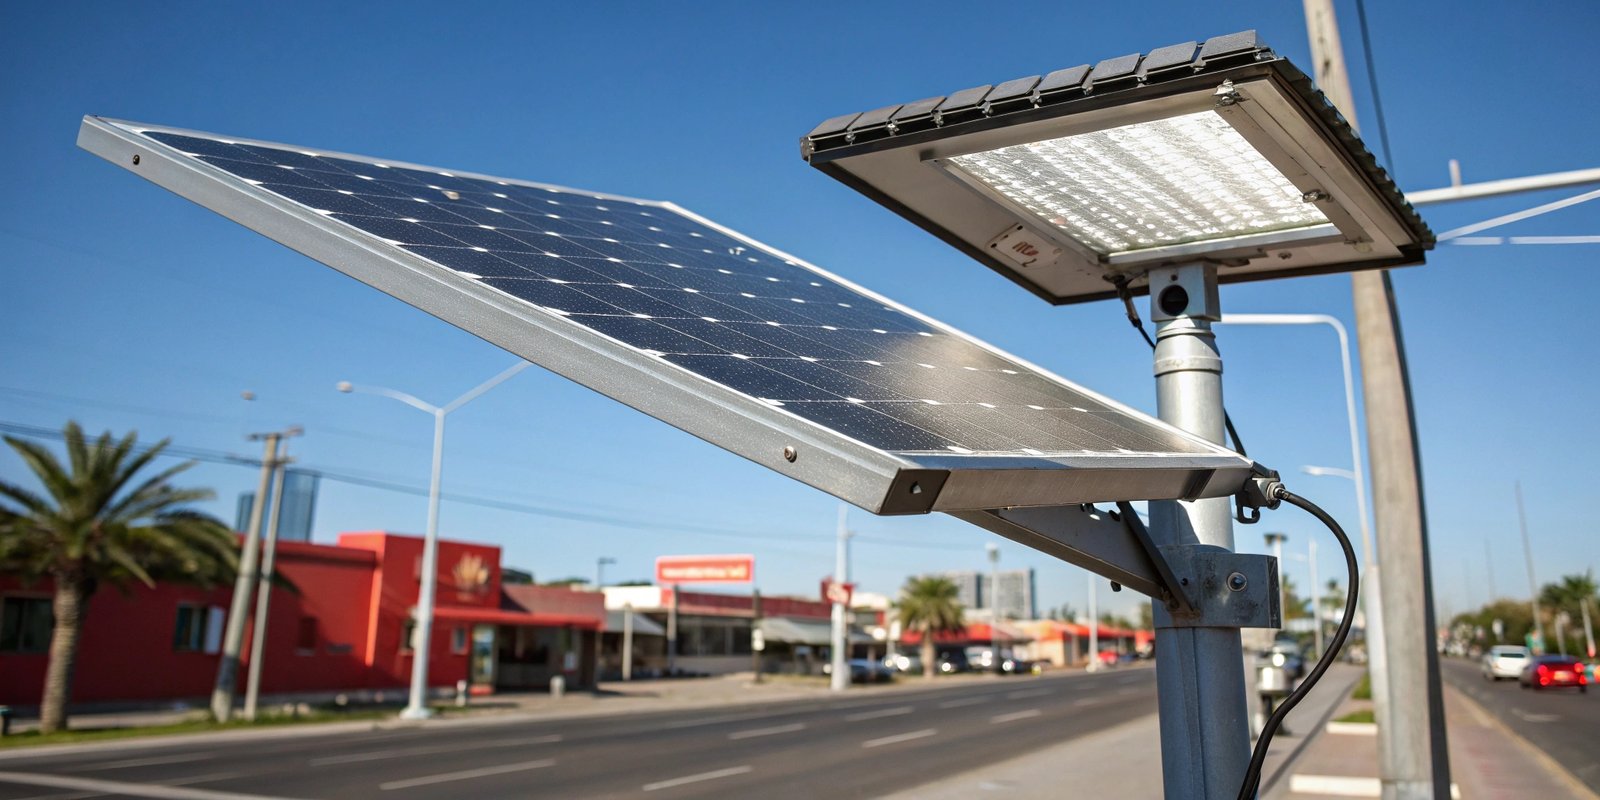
[{"left": 1352, "top": 672, "right": 1372, "bottom": 700}]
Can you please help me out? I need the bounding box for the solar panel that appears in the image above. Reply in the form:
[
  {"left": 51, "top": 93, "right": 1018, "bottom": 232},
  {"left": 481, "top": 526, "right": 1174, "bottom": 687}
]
[{"left": 78, "top": 117, "right": 1254, "bottom": 515}]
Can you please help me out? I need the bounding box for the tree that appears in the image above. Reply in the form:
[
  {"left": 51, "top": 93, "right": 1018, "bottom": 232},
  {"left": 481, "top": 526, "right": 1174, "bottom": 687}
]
[
  {"left": 1137, "top": 601, "right": 1153, "bottom": 631},
  {"left": 896, "top": 576, "right": 964, "bottom": 678},
  {"left": 1279, "top": 574, "right": 1313, "bottom": 622},
  {"left": 1539, "top": 572, "right": 1598, "bottom": 655},
  {"left": 0, "top": 423, "right": 236, "bottom": 733}
]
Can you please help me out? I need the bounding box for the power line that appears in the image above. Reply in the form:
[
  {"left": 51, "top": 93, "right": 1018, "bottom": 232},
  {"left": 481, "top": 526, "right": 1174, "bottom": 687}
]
[{"left": 1352, "top": 0, "right": 1397, "bottom": 180}]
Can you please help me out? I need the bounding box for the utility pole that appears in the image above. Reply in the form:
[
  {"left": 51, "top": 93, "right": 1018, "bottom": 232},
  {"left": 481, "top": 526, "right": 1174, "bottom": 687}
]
[
  {"left": 1581, "top": 598, "right": 1595, "bottom": 660},
  {"left": 243, "top": 455, "right": 292, "bottom": 720},
  {"left": 1515, "top": 482, "right": 1545, "bottom": 652},
  {"left": 621, "top": 603, "right": 634, "bottom": 681},
  {"left": 596, "top": 557, "right": 615, "bottom": 590},
  {"left": 211, "top": 428, "right": 298, "bottom": 722},
  {"left": 1485, "top": 540, "right": 1497, "bottom": 601},
  {"left": 1310, "top": 538, "right": 1323, "bottom": 659},
  {"left": 1302, "top": 3, "right": 1451, "bottom": 797},
  {"left": 830, "top": 503, "right": 852, "bottom": 692},
  {"left": 751, "top": 589, "right": 764, "bottom": 683}
]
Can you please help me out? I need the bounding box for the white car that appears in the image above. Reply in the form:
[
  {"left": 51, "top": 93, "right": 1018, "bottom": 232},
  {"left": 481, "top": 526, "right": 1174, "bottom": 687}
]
[{"left": 1481, "top": 645, "right": 1530, "bottom": 680}]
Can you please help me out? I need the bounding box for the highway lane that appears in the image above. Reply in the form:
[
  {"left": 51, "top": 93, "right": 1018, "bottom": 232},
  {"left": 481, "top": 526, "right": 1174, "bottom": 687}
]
[
  {"left": 0, "top": 667, "right": 1160, "bottom": 799},
  {"left": 1440, "top": 656, "right": 1599, "bottom": 793}
]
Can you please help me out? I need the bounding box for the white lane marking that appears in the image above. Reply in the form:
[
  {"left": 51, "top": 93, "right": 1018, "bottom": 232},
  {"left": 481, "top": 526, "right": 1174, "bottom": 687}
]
[
  {"left": 937, "top": 697, "right": 985, "bottom": 709},
  {"left": 82, "top": 753, "right": 215, "bottom": 771},
  {"left": 653, "top": 710, "right": 776, "bottom": 730},
  {"left": 1511, "top": 708, "right": 1561, "bottom": 723},
  {"left": 379, "top": 759, "right": 556, "bottom": 791},
  {"left": 1288, "top": 775, "right": 1459, "bottom": 798},
  {"left": 1325, "top": 722, "right": 1378, "bottom": 736},
  {"left": 1072, "top": 698, "right": 1099, "bottom": 706},
  {"left": 642, "top": 766, "right": 753, "bottom": 792},
  {"left": 1005, "top": 688, "right": 1052, "bottom": 700},
  {"left": 862, "top": 728, "right": 938, "bottom": 748},
  {"left": 845, "top": 706, "right": 913, "bottom": 722},
  {"left": 311, "top": 734, "right": 561, "bottom": 765},
  {"left": 990, "top": 709, "right": 1042, "bottom": 724},
  {"left": 728, "top": 722, "right": 806, "bottom": 740},
  {"left": 0, "top": 771, "right": 299, "bottom": 800}
]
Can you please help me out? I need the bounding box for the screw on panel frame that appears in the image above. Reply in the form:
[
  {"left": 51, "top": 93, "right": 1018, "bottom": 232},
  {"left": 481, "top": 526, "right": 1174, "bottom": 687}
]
[{"left": 782, "top": 446, "right": 797, "bottom": 463}]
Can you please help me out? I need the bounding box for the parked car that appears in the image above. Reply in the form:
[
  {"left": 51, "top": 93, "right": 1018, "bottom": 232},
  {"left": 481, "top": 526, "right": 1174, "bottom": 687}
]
[
  {"left": 821, "top": 659, "right": 895, "bottom": 683},
  {"left": 937, "top": 650, "right": 973, "bottom": 674},
  {"left": 1518, "top": 655, "right": 1588, "bottom": 692},
  {"left": 883, "top": 653, "right": 921, "bottom": 674},
  {"left": 1481, "top": 645, "right": 1530, "bottom": 681},
  {"left": 1095, "top": 649, "right": 1120, "bottom": 668}
]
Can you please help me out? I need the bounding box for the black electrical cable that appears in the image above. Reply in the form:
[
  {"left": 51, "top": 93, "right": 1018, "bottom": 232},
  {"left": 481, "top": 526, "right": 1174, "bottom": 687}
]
[
  {"left": 1236, "top": 487, "right": 1361, "bottom": 800},
  {"left": 1353, "top": 0, "right": 1398, "bottom": 181},
  {"left": 1112, "top": 279, "right": 1248, "bottom": 457}
]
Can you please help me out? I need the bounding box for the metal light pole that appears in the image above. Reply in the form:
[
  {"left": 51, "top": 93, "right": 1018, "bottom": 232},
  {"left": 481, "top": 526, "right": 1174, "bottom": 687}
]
[
  {"left": 1515, "top": 482, "right": 1545, "bottom": 652},
  {"left": 338, "top": 360, "right": 530, "bottom": 719},
  {"left": 1086, "top": 573, "right": 1099, "bottom": 672},
  {"left": 830, "top": 503, "right": 853, "bottom": 692},
  {"left": 211, "top": 427, "right": 299, "bottom": 722},
  {"left": 244, "top": 455, "right": 292, "bottom": 720},
  {"left": 1264, "top": 533, "right": 1288, "bottom": 633},
  {"left": 596, "top": 557, "right": 616, "bottom": 589},
  {"left": 986, "top": 542, "right": 1000, "bottom": 671},
  {"left": 1582, "top": 599, "right": 1595, "bottom": 660}
]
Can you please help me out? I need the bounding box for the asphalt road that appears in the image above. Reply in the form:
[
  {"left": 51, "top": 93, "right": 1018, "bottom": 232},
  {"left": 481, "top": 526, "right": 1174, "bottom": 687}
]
[
  {"left": 0, "top": 667, "right": 1159, "bottom": 799},
  {"left": 1439, "top": 656, "right": 1599, "bottom": 793}
]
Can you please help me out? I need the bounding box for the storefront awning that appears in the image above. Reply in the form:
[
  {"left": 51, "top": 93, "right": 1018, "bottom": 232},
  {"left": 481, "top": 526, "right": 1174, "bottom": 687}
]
[
  {"left": 605, "top": 610, "right": 666, "bottom": 636},
  {"left": 434, "top": 605, "right": 602, "bottom": 629},
  {"left": 758, "top": 617, "right": 873, "bottom": 646}
]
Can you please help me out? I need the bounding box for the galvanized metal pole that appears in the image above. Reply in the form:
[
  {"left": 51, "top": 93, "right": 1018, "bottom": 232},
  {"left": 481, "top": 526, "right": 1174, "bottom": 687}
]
[
  {"left": 751, "top": 588, "right": 763, "bottom": 683},
  {"left": 1086, "top": 574, "right": 1099, "bottom": 671},
  {"left": 1148, "top": 263, "right": 1250, "bottom": 800},
  {"left": 667, "top": 584, "right": 678, "bottom": 673},
  {"left": 400, "top": 410, "right": 446, "bottom": 720},
  {"left": 243, "top": 458, "right": 290, "bottom": 720},
  {"left": 987, "top": 543, "right": 1000, "bottom": 670},
  {"left": 830, "top": 503, "right": 851, "bottom": 692},
  {"left": 210, "top": 433, "right": 279, "bottom": 722},
  {"left": 1310, "top": 538, "right": 1323, "bottom": 659},
  {"left": 1303, "top": 3, "right": 1452, "bottom": 796},
  {"left": 1581, "top": 599, "right": 1595, "bottom": 660},
  {"left": 621, "top": 603, "right": 634, "bottom": 681},
  {"left": 1516, "top": 482, "right": 1545, "bottom": 650}
]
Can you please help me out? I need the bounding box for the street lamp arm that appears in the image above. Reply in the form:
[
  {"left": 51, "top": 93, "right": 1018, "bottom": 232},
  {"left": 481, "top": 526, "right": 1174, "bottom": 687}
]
[
  {"left": 339, "top": 383, "right": 439, "bottom": 415},
  {"left": 1302, "top": 465, "right": 1357, "bottom": 481},
  {"left": 441, "top": 361, "right": 532, "bottom": 414}
]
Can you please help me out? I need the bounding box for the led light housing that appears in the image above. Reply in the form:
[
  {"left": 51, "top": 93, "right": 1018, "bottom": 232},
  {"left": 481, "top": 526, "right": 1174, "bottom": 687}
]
[{"left": 801, "top": 31, "right": 1431, "bottom": 305}]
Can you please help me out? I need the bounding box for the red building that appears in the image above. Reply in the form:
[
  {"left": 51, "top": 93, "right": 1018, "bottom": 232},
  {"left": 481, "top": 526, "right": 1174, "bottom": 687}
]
[{"left": 0, "top": 532, "right": 605, "bottom": 709}]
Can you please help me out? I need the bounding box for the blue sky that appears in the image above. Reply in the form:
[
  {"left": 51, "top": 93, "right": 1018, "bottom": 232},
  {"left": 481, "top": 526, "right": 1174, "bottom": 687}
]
[{"left": 4, "top": 2, "right": 1597, "bottom": 621}]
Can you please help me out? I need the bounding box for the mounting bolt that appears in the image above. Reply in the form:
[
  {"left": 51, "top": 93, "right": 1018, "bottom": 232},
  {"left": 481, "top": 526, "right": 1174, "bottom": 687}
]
[
  {"left": 131, "top": 154, "right": 141, "bottom": 165},
  {"left": 1110, "top": 581, "right": 1122, "bottom": 593},
  {"left": 782, "top": 446, "right": 797, "bottom": 463},
  {"left": 1214, "top": 80, "right": 1240, "bottom": 107},
  {"left": 1227, "top": 572, "right": 1248, "bottom": 592},
  {"left": 1301, "top": 189, "right": 1330, "bottom": 203}
]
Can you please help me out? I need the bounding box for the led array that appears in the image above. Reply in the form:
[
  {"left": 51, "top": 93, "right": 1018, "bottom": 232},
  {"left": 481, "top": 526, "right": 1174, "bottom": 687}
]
[{"left": 948, "top": 111, "right": 1328, "bottom": 253}]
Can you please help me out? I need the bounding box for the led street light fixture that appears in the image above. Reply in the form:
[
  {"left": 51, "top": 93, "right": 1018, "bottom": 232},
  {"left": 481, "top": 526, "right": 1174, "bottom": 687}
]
[{"left": 802, "top": 31, "right": 1432, "bottom": 305}]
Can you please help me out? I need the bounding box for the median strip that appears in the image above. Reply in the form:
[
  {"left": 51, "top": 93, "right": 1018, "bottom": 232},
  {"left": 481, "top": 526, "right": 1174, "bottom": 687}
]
[
  {"left": 861, "top": 729, "right": 937, "bottom": 749},
  {"left": 379, "top": 759, "right": 556, "bottom": 791},
  {"left": 728, "top": 723, "right": 806, "bottom": 740},
  {"left": 0, "top": 771, "right": 296, "bottom": 800},
  {"left": 642, "top": 766, "right": 753, "bottom": 792},
  {"left": 990, "top": 709, "right": 1042, "bottom": 724}
]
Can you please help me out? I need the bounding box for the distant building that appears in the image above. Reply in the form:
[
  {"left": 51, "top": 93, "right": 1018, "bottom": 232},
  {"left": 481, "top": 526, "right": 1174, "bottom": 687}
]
[
  {"left": 929, "top": 568, "right": 1036, "bottom": 620},
  {"left": 234, "top": 470, "right": 319, "bottom": 542}
]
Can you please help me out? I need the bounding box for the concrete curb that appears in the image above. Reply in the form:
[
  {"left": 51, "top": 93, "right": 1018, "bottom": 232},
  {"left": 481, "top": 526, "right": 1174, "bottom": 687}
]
[{"left": 1256, "top": 666, "right": 1367, "bottom": 797}]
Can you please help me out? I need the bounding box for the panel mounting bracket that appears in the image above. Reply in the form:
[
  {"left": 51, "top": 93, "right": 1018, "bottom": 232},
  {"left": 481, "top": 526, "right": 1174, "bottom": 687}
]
[{"left": 948, "top": 502, "right": 1278, "bottom": 629}]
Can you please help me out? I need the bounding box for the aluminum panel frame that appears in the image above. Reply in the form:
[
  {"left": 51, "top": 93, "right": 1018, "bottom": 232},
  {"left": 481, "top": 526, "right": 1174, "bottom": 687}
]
[{"left": 79, "top": 116, "right": 1255, "bottom": 514}]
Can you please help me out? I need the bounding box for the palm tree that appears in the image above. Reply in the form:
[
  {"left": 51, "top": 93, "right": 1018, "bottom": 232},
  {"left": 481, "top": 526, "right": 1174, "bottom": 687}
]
[
  {"left": 0, "top": 422, "right": 237, "bottom": 733},
  {"left": 896, "top": 576, "right": 964, "bottom": 678}
]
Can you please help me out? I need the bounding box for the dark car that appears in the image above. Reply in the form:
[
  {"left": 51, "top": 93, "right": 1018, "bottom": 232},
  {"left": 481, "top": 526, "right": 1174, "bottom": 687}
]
[
  {"left": 1518, "top": 655, "right": 1588, "bottom": 692},
  {"left": 937, "top": 650, "right": 972, "bottom": 674}
]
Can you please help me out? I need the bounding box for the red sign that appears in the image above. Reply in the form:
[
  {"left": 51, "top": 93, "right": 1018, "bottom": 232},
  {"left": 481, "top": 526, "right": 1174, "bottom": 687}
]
[
  {"left": 655, "top": 554, "right": 755, "bottom": 584},
  {"left": 821, "top": 579, "right": 854, "bottom": 606}
]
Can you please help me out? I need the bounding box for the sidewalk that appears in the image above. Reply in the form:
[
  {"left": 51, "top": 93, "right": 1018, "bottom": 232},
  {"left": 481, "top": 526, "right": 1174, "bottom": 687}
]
[
  {"left": 1263, "top": 680, "right": 1598, "bottom": 800},
  {"left": 884, "top": 663, "right": 1363, "bottom": 799}
]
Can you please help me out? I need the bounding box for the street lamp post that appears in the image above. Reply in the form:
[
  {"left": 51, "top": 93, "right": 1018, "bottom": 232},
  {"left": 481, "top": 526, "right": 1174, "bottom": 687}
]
[
  {"left": 338, "top": 360, "right": 530, "bottom": 719},
  {"left": 596, "top": 557, "right": 616, "bottom": 590},
  {"left": 986, "top": 542, "right": 1000, "bottom": 671}
]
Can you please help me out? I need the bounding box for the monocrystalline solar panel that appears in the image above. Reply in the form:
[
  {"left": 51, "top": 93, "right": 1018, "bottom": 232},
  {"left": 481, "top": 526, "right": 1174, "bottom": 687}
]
[{"left": 79, "top": 117, "right": 1255, "bottom": 514}]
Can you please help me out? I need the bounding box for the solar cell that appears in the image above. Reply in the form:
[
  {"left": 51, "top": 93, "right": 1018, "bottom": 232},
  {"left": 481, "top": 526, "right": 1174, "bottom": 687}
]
[{"left": 79, "top": 117, "right": 1254, "bottom": 514}]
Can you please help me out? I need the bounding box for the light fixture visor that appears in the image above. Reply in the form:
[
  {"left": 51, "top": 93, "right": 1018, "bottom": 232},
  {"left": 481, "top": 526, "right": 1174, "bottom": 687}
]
[{"left": 945, "top": 110, "right": 1329, "bottom": 255}]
